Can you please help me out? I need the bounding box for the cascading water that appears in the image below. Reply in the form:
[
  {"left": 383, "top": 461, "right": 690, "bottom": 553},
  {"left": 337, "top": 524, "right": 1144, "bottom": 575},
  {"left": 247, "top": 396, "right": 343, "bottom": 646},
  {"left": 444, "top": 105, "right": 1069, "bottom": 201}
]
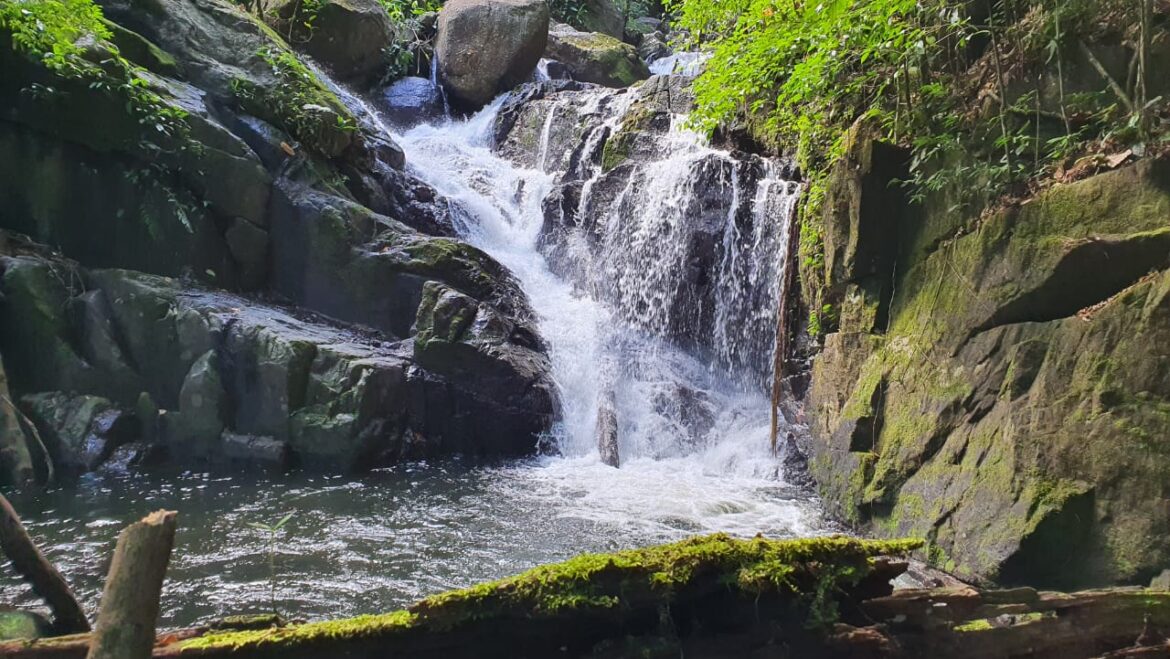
[
  {"left": 394, "top": 80, "right": 813, "bottom": 505},
  {"left": 0, "top": 73, "right": 828, "bottom": 629}
]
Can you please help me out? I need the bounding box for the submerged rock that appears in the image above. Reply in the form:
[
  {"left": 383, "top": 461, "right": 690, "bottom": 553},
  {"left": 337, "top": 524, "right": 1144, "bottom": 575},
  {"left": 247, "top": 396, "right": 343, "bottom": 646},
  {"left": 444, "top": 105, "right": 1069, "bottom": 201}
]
[{"left": 435, "top": 0, "right": 549, "bottom": 110}]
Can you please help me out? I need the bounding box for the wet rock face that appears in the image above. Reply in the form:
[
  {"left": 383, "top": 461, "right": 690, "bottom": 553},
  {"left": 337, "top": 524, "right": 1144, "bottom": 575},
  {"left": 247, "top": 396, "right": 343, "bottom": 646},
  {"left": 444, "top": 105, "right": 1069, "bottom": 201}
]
[
  {"left": 0, "top": 241, "right": 556, "bottom": 477},
  {"left": 800, "top": 120, "right": 1170, "bottom": 589},
  {"left": 375, "top": 77, "right": 446, "bottom": 128},
  {"left": 435, "top": 0, "right": 549, "bottom": 110}
]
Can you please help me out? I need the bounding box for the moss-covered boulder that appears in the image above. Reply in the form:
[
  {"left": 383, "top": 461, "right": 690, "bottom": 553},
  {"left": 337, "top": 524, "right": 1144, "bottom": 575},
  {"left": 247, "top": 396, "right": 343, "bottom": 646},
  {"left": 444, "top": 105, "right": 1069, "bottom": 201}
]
[
  {"left": 800, "top": 124, "right": 1170, "bottom": 588},
  {"left": 546, "top": 24, "right": 650, "bottom": 88}
]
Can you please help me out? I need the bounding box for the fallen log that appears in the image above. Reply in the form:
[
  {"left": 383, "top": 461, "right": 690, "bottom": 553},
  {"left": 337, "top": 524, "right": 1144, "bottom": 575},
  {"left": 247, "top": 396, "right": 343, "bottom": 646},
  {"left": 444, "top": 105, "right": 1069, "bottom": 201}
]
[
  {"left": 596, "top": 389, "right": 620, "bottom": 468},
  {"left": 0, "top": 495, "right": 89, "bottom": 635},
  {"left": 2, "top": 534, "right": 1167, "bottom": 659},
  {"left": 86, "top": 510, "right": 177, "bottom": 659}
]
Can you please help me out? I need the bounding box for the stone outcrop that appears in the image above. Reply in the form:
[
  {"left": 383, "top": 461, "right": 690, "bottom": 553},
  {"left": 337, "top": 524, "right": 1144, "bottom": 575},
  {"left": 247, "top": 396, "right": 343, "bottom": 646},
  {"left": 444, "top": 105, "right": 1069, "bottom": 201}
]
[
  {"left": 0, "top": 235, "right": 556, "bottom": 475},
  {"left": 546, "top": 23, "right": 649, "bottom": 88},
  {"left": 798, "top": 118, "right": 1170, "bottom": 589},
  {"left": 435, "top": 0, "right": 549, "bottom": 110},
  {"left": 374, "top": 77, "right": 446, "bottom": 127}
]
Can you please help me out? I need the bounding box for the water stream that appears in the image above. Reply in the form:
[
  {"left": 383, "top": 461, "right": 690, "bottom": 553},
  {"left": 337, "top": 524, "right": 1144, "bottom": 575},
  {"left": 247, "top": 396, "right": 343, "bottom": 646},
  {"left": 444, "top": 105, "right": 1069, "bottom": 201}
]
[{"left": 0, "top": 80, "right": 829, "bottom": 628}]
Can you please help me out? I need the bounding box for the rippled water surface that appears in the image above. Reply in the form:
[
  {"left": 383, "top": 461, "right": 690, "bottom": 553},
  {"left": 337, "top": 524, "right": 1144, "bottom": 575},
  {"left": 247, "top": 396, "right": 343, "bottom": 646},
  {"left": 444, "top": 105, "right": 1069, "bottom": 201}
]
[{"left": 1, "top": 459, "right": 824, "bottom": 628}]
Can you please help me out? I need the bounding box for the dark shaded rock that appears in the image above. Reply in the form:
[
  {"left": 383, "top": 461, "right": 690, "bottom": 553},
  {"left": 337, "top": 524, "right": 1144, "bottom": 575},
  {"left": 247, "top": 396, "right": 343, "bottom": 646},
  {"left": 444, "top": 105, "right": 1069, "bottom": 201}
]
[
  {"left": 375, "top": 77, "right": 445, "bottom": 128},
  {"left": 20, "top": 393, "right": 139, "bottom": 474},
  {"left": 0, "top": 234, "right": 556, "bottom": 473},
  {"left": 546, "top": 25, "right": 649, "bottom": 88},
  {"left": 221, "top": 433, "right": 291, "bottom": 472},
  {"left": 435, "top": 0, "right": 549, "bottom": 110},
  {"left": 267, "top": 0, "right": 395, "bottom": 82},
  {"left": 597, "top": 389, "right": 619, "bottom": 467}
]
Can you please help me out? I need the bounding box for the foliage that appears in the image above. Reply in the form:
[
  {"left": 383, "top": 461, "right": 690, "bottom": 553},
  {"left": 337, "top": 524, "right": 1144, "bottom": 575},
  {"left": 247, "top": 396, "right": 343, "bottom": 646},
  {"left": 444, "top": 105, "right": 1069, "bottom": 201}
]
[
  {"left": 671, "top": 0, "right": 1161, "bottom": 214},
  {"left": 0, "top": 0, "right": 189, "bottom": 142},
  {"left": 378, "top": 0, "right": 442, "bottom": 22},
  {"left": 231, "top": 45, "right": 354, "bottom": 155}
]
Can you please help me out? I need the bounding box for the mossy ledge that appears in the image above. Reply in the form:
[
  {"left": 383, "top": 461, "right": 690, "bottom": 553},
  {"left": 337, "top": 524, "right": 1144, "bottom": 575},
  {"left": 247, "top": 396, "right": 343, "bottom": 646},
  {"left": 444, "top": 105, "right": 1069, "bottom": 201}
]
[{"left": 111, "top": 534, "right": 916, "bottom": 657}]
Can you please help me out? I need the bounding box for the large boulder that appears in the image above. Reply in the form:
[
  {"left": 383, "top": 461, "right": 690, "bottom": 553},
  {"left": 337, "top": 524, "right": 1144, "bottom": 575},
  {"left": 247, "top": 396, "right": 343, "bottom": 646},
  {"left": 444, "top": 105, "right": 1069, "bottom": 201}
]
[
  {"left": 546, "top": 24, "right": 649, "bottom": 88},
  {"left": 267, "top": 0, "right": 396, "bottom": 82},
  {"left": 570, "top": 0, "right": 625, "bottom": 38},
  {"left": 435, "top": 0, "right": 549, "bottom": 110}
]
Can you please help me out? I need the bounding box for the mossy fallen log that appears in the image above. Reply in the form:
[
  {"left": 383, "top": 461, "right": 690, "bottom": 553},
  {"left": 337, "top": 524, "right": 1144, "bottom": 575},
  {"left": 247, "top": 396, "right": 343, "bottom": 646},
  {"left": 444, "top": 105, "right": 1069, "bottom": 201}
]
[
  {"left": 0, "top": 534, "right": 918, "bottom": 658},
  {"left": 3, "top": 534, "right": 1166, "bottom": 658}
]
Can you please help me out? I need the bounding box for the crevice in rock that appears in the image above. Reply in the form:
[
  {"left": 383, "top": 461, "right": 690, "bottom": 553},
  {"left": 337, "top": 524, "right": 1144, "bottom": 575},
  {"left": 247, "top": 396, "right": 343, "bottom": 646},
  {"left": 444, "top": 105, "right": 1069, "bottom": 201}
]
[{"left": 971, "top": 229, "right": 1170, "bottom": 337}]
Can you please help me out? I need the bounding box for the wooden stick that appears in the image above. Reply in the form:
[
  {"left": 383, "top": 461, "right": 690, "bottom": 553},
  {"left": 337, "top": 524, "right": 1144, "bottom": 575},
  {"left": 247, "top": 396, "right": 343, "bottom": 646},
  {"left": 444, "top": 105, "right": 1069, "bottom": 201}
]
[
  {"left": 0, "top": 494, "right": 90, "bottom": 634},
  {"left": 86, "top": 510, "right": 177, "bottom": 659}
]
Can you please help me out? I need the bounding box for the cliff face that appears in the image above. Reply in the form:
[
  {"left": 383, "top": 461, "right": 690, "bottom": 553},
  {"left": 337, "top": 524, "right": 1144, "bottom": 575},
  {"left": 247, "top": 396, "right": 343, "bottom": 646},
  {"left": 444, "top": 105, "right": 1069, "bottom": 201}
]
[{"left": 799, "top": 119, "right": 1170, "bottom": 589}]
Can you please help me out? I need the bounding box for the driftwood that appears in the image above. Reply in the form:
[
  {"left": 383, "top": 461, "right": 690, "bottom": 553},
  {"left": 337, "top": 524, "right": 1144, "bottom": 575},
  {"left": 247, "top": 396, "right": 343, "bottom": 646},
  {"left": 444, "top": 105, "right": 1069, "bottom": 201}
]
[
  {"left": 0, "top": 494, "right": 89, "bottom": 635},
  {"left": 86, "top": 510, "right": 177, "bottom": 659}
]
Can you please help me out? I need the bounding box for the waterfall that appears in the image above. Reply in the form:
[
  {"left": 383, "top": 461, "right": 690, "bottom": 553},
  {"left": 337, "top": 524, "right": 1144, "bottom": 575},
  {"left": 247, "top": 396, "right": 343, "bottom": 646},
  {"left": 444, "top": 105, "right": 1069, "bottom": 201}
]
[{"left": 388, "top": 81, "right": 803, "bottom": 471}]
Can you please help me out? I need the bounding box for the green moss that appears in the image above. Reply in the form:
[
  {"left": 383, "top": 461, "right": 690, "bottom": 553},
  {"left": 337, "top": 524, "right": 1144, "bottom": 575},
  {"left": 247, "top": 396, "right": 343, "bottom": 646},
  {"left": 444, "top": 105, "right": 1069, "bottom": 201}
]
[
  {"left": 177, "top": 534, "right": 923, "bottom": 651},
  {"left": 231, "top": 46, "right": 355, "bottom": 158}
]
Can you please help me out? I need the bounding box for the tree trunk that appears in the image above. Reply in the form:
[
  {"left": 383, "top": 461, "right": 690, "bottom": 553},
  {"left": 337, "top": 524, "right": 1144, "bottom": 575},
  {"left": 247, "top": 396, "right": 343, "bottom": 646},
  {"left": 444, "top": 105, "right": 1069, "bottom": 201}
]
[
  {"left": 86, "top": 510, "right": 177, "bottom": 659},
  {"left": 0, "top": 494, "right": 90, "bottom": 634}
]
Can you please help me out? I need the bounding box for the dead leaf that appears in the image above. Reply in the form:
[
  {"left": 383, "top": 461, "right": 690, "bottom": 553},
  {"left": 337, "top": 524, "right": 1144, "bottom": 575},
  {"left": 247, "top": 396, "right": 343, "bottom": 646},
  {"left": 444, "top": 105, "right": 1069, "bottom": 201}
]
[
  {"left": 280, "top": 141, "right": 296, "bottom": 157},
  {"left": 1106, "top": 149, "right": 1133, "bottom": 169}
]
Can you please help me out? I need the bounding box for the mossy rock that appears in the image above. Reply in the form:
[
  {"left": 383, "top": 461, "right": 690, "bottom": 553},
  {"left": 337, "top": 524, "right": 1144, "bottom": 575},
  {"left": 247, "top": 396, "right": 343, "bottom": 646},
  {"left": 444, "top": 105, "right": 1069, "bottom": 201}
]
[{"left": 546, "top": 27, "right": 650, "bottom": 88}]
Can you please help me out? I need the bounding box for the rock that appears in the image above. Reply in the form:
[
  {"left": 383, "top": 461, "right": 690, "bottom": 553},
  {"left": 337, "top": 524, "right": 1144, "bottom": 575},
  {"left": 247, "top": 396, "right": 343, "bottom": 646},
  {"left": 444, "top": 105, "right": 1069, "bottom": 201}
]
[
  {"left": 0, "top": 609, "right": 51, "bottom": 642},
  {"left": 638, "top": 32, "right": 670, "bottom": 62},
  {"left": 221, "top": 433, "right": 291, "bottom": 472},
  {"left": 0, "top": 233, "right": 557, "bottom": 472},
  {"left": 546, "top": 25, "right": 649, "bottom": 88},
  {"left": 801, "top": 137, "right": 1170, "bottom": 588},
  {"left": 1151, "top": 570, "right": 1170, "bottom": 591},
  {"left": 20, "top": 393, "right": 140, "bottom": 474},
  {"left": 374, "top": 77, "right": 446, "bottom": 128},
  {"left": 0, "top": 352, "right": 43, "bottom": 488},
  {"left": 567, "top": 0, "right": 625, "bottom": 38},
  {"left": 435, "top": 0, "right": 549, "bottom": 110},
  {"left": 268, "top": 0, "right": 395, "bottom": 82},
  {"left": 225, "top": 218, "right": 269, "bottom": 290}
]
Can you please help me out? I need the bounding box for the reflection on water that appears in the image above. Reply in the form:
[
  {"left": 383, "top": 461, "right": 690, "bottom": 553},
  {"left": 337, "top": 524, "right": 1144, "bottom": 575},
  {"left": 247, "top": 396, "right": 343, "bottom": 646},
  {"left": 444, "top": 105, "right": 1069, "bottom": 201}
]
[{"left": 0, "top": 458, "right": 825, "bottom": 628}]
